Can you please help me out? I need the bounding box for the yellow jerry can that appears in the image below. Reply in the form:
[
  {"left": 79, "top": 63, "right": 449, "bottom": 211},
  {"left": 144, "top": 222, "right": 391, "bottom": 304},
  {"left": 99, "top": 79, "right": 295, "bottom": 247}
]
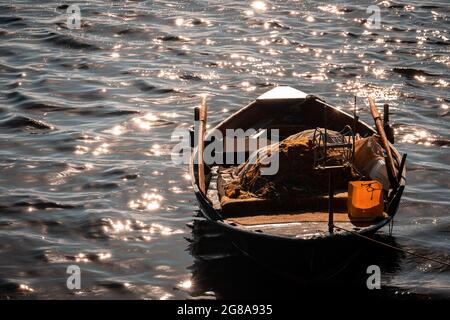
[{"left": 347, "top": 181, "right": 384, "bottom": 219}]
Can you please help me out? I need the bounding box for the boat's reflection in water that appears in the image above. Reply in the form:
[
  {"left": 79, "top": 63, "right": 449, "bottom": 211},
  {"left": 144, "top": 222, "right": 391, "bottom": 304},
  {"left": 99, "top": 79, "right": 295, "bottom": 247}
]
[{"left": 187, "top": 217, "right": 403, "bottom": 299}]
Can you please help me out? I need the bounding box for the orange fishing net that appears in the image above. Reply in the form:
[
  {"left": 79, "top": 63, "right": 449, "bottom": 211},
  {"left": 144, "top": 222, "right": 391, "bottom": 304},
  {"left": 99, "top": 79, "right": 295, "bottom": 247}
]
[{"left": 224, "top": 130, "right": 358, "bottom": 200}]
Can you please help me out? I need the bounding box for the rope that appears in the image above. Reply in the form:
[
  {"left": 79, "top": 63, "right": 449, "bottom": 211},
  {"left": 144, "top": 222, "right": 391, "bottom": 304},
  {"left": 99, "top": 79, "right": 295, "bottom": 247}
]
[{"left": 332, "top": 225, "right": 450, "bottom": 268}]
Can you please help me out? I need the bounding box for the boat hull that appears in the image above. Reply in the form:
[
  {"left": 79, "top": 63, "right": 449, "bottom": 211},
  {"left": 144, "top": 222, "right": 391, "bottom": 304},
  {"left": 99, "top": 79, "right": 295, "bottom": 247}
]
[
  {"left": 194, "top": 189, "right": 392, "bottom": 278},
  {"left": 189, "top": 88, "right": 406, "bottom": 276}
]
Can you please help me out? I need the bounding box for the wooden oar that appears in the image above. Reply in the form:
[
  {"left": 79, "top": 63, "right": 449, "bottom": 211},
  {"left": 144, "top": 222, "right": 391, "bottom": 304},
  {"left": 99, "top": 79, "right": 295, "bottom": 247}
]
[
  {"left": 197, "top": 95, "right": 208, "bottom": 194},
  {"left": 368, "top": 97, "right": 397, "bottom": 189}
]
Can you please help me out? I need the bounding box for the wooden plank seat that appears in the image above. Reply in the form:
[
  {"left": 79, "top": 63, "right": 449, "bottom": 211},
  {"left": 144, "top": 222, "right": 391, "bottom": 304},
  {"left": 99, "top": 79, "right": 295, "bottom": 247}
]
[
  {"left": 225, "top": 211, "right": 389, "bottom": 227},
  {"left": 209, "top": 124, "right": 311, "bottom": 164}
]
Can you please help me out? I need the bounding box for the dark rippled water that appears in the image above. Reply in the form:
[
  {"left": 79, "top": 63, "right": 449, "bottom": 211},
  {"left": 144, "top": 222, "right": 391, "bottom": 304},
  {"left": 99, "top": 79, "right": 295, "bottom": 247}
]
[{"left": 0, "top": 0, "right": 449, "bottom": 299}]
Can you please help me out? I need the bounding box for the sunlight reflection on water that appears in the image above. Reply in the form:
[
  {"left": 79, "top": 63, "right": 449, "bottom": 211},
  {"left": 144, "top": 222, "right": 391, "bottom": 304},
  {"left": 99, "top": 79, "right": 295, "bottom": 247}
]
[{"left": 0, "top": 0, "right": 448, "bottom": 300}]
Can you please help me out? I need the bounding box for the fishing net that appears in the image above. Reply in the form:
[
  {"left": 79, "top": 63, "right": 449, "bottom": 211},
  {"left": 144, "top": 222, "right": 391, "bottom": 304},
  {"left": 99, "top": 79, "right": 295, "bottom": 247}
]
[{"left": 224, "top": 129, "right": 359, "bottom": 200}]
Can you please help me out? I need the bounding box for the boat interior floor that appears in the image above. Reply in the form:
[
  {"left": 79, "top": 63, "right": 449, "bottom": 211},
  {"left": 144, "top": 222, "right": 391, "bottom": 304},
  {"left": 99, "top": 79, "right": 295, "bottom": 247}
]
[{"left": 225, "top": 212, "right": 388, "bottom": 226}]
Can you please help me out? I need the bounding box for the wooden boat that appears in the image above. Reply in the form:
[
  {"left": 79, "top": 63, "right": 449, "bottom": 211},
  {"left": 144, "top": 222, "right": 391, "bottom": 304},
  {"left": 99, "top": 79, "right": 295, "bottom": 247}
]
[{"left": 189, "top": 87, "right": 406, "bottom": 275}]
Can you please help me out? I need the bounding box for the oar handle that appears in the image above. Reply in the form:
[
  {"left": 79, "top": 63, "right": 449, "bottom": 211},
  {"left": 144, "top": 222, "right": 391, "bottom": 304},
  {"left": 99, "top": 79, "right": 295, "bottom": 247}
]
[
  {"left": 199, "top": 96, "right": 207, "bottom": 122},
  {"left": 369, "top": 98, "right": 381, "bottom": 120},
  {"left": 197, "top": 95, "right": 208, "bottom": 194},
  {"left": 368, "top": 97, "right": 397, "bottom": 189}
]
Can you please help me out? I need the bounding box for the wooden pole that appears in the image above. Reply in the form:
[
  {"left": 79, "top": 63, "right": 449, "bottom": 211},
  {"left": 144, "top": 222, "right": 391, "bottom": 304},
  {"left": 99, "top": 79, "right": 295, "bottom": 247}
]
[
  {"left": 197, "top": 95, "right": 207, "bottom": 194},
  {"left": 383, "top": 103, "right": 395, "bottom": 144},
  {"left": 368, "top": 97, "right": 397, "bottom": 189}
]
